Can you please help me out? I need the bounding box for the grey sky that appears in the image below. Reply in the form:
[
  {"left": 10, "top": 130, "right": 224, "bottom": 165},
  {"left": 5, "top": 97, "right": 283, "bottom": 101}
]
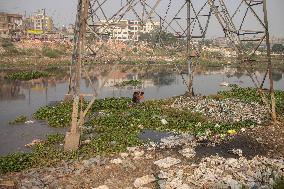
[{"left": 0, "top": 0, "right": 283, "bottom": 38}]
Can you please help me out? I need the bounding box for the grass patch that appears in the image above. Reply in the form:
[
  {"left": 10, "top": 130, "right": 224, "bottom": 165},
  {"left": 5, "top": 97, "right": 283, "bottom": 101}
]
[
  {"left": 9, "top": 116, "right": 27, "bottom": 125},
  {"left": 6, "top": 71, "right": 49, "bottom": 81},
  {"left": 274, "top": 177, "right": 284, "bottom": 189},
  {"left": 42, "top": 46, "right": 65, "bottom": 58},
  {"left": 0, "top": 38, "right": 18, "bottom": 55}
]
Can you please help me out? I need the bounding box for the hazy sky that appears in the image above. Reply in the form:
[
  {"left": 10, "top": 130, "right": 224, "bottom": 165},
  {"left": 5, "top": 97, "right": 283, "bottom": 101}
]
[{"left": 0, "top": 0, "right": 283, "bottom": 38}]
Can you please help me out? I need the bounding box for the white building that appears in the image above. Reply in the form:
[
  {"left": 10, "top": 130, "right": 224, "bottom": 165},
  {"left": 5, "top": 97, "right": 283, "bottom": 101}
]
[
  {"left": 95, "top": 19, "right": 160, "bottom": 42},
  {"left": 31, "top": 10, "right": 53, "bottom": 31}
]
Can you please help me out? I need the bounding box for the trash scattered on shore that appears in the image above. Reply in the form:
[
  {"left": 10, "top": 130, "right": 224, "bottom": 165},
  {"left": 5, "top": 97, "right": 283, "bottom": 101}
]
[
  {"left": 25, "top": 139, "right": 42, "bottom": 148},
  {"left": 4, "top": 134, "right": 283, "bottom": 189},
  {"left": 171, "top": 96, "right": 268, "bottom": 124}
]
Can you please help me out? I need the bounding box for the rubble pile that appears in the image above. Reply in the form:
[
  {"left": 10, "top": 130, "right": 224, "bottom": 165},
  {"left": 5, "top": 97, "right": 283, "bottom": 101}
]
[
  {"left": 184, "top": 156, "right": 284, "bottom": 188},
  {"left": 0, "top": 46, "right": 5, "bottom": 54},
  {"left": 171, "top": 96, "right": 268, "bottom": 124},
  {"left": 15, "top": 40, "right": 71, "bottom": 50},
  {"left": 2, "top": 134, "right": 283, "bottom": 189},
  {"left": 155, "top": 155, "right": 284, "bottom": 189}
]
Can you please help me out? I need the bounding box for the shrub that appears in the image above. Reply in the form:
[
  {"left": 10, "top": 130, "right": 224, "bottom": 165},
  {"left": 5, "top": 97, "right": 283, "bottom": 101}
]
[
  {"left": 0, "top": 38, "right": 18, "bottom": 54},
  {"left": 42, "top": 46, "right": 63, "bottom": 58},
  {"left": 9, "top": 116, "right": 27, "bottom": 125}
]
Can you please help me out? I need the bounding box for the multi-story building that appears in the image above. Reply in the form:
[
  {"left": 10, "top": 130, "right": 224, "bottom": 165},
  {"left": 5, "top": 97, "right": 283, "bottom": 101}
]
[
  {"left": 0, "top": 12, "right": 23, "bottom": 38},
  {"left": 31, "top": 10, "right": 54, "bottom": 32},
  {"left": 95, "top": 19, "right": 160, "bottom": 42}
]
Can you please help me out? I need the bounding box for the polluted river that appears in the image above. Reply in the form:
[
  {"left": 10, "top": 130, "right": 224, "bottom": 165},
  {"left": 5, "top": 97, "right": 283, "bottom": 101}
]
[{"left": 0, "top": 64, "right": 283, "bottom": 156}]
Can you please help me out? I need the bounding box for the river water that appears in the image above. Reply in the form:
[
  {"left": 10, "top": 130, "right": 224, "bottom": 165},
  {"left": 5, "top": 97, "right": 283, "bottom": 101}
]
[{"left": 0, "top": 64, "right": 283, "bottom": 156}]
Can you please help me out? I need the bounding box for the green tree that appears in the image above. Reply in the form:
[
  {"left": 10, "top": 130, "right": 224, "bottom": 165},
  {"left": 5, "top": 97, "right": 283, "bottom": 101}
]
[
  {"left": 139, "top": 29, "right": 179, "bottom": 46},
  {"left": 272, "top": 44, "right": 284, "bottom": 54}
]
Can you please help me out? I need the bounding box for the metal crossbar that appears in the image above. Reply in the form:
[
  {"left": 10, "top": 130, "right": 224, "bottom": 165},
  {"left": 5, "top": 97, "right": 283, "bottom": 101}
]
[{"left": 64, "top": 0, "right": 277, "bottom": 151}]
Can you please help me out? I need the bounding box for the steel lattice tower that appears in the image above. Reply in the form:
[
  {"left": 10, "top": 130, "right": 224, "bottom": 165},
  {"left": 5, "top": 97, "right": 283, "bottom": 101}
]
[{"left": 64, "top": 0, "right": 276, "bottom": 151}]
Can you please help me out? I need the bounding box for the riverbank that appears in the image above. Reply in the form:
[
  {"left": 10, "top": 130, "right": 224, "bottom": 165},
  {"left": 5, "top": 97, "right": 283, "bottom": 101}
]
[
  {"left": 1, "top": 85, "right": 284, "bottom": 188},
  {"left": 1, "top": 39, "right": 284, "bottom": 71},
  {"left": 1, "top": 55, "right": 284, "bottom": 71},
  {"left": 1, "top": 124, "right": 284, "bottom": 189}
]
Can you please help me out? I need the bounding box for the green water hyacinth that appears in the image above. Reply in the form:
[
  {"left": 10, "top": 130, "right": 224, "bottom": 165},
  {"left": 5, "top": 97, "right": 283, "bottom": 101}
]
[
  {"left": 115, "top": 80, "right": 142, "bottom": 87},
  {"left": 6, "top": 71, "right": 49, "bottom": 81},
  {"left": 9, "top": 115, "right": 27, "bottom": 125},
  {"left": 0, "top": 96, "right": 265, "bottom": 174}
]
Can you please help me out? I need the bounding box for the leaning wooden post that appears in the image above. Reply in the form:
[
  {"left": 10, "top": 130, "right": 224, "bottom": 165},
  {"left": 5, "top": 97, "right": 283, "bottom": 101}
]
[
  {"left": 263, "top": 0, "right": 277, "bottom": 122},
  {"left": 64, "top": 0, "right": 90, "bottom": 151}
]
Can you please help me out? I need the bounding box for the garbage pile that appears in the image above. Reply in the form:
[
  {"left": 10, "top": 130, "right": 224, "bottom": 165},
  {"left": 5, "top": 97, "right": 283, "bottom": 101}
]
[
  {"left": 2, "top": 134, "right": 284, "bottom": 189},
  {"left": 171, "top": 96, "right": 268, "bottom": 124},
  {"left": 155, "top": 155, "right": 284, "bottom": 189}
]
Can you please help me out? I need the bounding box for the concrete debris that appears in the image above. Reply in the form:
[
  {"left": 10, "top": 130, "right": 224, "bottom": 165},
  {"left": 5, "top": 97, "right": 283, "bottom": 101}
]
[
  {"left": 127, "top": 147, "right": 140, "bottom": 152},
  {"left": 120, "top": 152, "right": 129, "bottom": 158},
  {"left": 132, "top": 150, "right": 145, "bottom": 158},
  {"left": 154, "top": 157, "right": 181, "bottom": 169},
  {"left": 161, "top": 119, "right": 168, "bottom": 125},
  {"left": 160, "top": 134, "right": 194, "bottom": 148},
  {"left": 25, "top": 139, "right": 42, "bottom": 147},
  {"left": 133, "top": 175, "right": 156, "bottom": 188},
  {"left": 110, "top": 158, "right": 123, "bottom": 164},
  {"left": 2, "top": 132, "right": 284, "bottom": 189},
  {"left": 179, "top": 148, "right": 196, "bottom": 159},
  {"left": 92, "top": 185, "right": 109, "bottom": 189},
  {"left": 157, "top": 170, "right": 188, "bottom": 189},
  {"left": 81, "top": 139, "right": 91, "bottom": 144},
  {"left": 171, "top": 96, "right": 268, "bottom": 124},
  {"left": 185, "top": 155, "right": 284, "bottom": 188},
  {"left": 229, "top": 148, "right": 243, "bottom": 156}
]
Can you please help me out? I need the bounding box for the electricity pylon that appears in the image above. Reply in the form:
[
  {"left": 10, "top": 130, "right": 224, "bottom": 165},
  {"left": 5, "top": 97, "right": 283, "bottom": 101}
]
[{"left": 64, "top": 0, "right": 276, "bottom": 151}]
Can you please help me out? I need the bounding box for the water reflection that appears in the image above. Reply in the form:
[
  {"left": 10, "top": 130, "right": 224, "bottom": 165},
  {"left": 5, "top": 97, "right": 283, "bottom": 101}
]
[
  {"left": 272, "top": 72, "right": 282, "bottom": 81},
  {"left": 0, "top": 80, "right": 25, "bottom": 100}
]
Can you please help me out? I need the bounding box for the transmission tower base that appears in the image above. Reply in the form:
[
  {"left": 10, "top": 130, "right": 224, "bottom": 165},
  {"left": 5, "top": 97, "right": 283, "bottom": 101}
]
[
  {"left": 64, "top": 132, "right": 80, "bottom": 151},
  {"left": 64, "top": 94, "right": 74, "bottom": 102}
]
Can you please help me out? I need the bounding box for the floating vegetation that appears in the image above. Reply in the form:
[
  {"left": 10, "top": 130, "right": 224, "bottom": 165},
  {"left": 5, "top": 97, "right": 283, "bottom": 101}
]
[
  {"left": 8, "top": 115, "right": 27, "bottom": 125},
  {"left": 33, "top": 98, "right": 131, "bottom": 128},
  {"left": 2, "top": 86, "right": 282, "bottom": 174},
  {"left": 0, "top": 133, "right": 73, "bottom": 174},
  {"left": 274, "top": 177, "right": 284, "bottom": 189},
  {"left": 115, "top": 80, "right": 142, "bottom": 87},
  {"left": 6, "top": 71, "right": 49, "bottom": 81},
  {"left": 33, "top": 102, "right": 73, "bottom": 128},
  {"left": 0, "top": 153, "right": 35, "bottom": 173}
]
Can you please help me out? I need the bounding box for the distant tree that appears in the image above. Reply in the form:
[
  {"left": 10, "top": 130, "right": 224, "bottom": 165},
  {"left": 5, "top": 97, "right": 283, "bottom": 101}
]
[
  {"left": 272, "top": 44, "right": 284, "bottom": 54},
  {"left": 139, "top": 29, "right": 179, "bottom": 46}
]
